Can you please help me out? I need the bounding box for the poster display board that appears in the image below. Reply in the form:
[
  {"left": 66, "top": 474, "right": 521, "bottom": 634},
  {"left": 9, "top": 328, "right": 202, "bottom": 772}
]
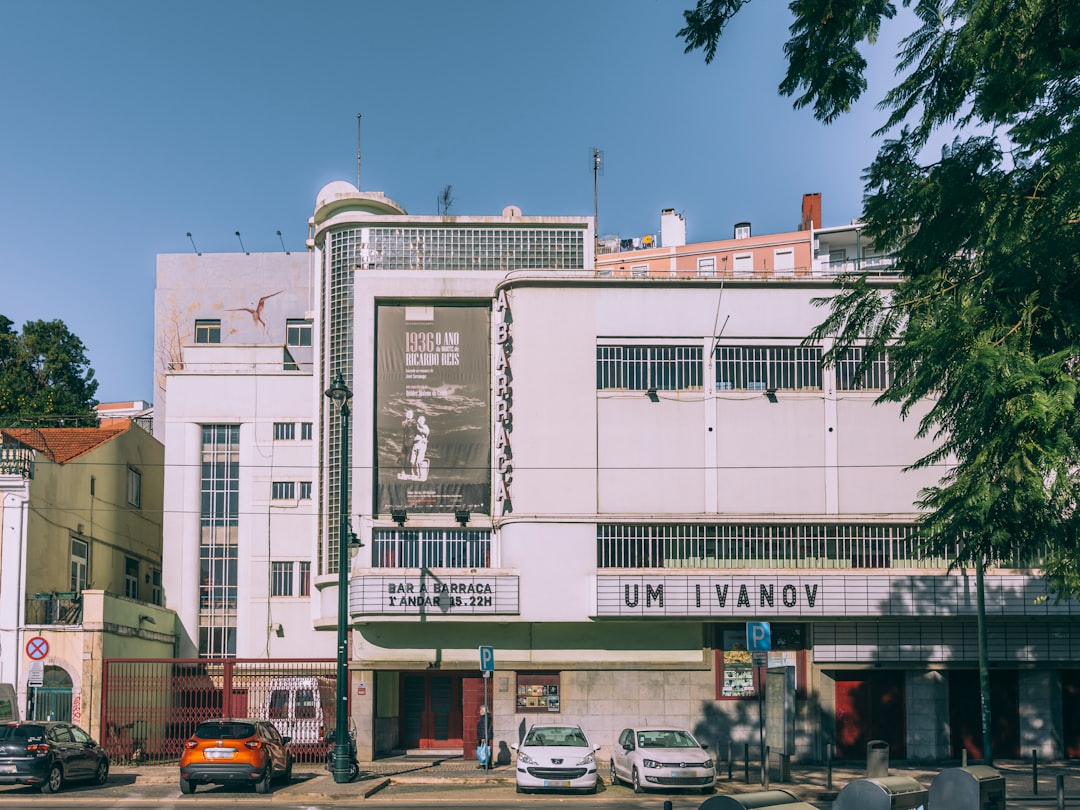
[
  {"left": 516, "top": 673, "right": 560, "bottom": 713},
  {"left": 376, "top": 304, "right": 491, "bottom": 514}
]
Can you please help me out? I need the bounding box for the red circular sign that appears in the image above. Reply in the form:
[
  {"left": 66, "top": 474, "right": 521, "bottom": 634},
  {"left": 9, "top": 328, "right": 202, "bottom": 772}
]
[{"left": 26, "top": 637, "right": 49, "bottom": 660}]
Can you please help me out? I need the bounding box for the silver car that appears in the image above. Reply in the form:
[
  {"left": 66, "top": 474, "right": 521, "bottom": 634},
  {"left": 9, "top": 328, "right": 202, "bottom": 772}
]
[
  {"left": 610, "top": 726, "right": 715, "bottom": 793},
  {"left": 511, "top": 723, "right": 601, "bottom": 794}
]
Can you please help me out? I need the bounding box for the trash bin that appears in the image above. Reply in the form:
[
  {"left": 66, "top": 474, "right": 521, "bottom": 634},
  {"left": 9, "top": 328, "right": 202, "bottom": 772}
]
[
  {"left": 929, "top": 766, "right": 1006, "bottom": 810},
  {"left": 698, "top": 789, "right": 817, "bottom": 810},
  {"left": 833, "top": 776, "right": 928, "bottom": 810},
  {"left": 866, "top": 739, "right": 890, "bottom": 777}
]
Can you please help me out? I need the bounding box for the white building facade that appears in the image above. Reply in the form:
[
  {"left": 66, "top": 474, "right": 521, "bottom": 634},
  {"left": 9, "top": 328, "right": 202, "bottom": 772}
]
[{"left": 156, "top": 181, "right": 1080, "bottom": 765}]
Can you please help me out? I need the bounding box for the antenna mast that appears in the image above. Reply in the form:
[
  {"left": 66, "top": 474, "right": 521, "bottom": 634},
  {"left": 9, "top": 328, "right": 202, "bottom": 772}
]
[
  {"left": 356, "top": 113, "right": 362, "bottom": 189},
  {"left": 591, "top": 147, "right": 603, "bottom": 256}
]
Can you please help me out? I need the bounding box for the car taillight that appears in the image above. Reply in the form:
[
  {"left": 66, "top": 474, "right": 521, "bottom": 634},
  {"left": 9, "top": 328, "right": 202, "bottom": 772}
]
[
  {"left": 184, "top": 740, "right": 199, "bottom": 749},
  {"left": 27, "top": 743, "right": 50, "bottom": 754},
  {"left": 244, "top": 740, "right": 263, "bottom": 750}
]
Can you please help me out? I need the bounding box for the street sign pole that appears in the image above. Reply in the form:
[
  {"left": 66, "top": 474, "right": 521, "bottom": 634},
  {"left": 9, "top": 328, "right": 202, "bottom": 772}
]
[
  {"left": 479, "top": 646, "right": 494, "bottom": 771},
  {"left": 746, "top": 623, "right": 771, "bottom": 785}
]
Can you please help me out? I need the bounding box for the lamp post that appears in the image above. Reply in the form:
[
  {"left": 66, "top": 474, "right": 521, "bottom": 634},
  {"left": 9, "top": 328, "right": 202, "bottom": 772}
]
[{"left": 324, "top": 372, "right": 353, "bottom": 783}]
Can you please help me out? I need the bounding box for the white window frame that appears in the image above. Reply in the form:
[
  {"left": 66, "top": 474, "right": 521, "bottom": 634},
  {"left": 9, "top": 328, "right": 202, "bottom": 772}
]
[
  {"left": 774, "top": 248, "right": 795, "bottom": 277},
  {"left": 271, "top": 481, "right": 296, "bottom": 500},
  {"left": 630, "top": 264, "right": 649, "bottom": 277},
  {"left": 697, "top": 256, "right": 716, "bottom": 277},
  {"left": 301, "top": 422, "right": 313, "bottom": 441},
  {"left": 273, "top": 422, "right": 296, "bottom": 440},
  {"left": 271, "top": 561, "right": 294, "bottom": 597},
  {"left": 71, "top": 538, "right": 88, "bottom": 593},
  {"left": 299, "top": 481, "right": 312, "bottom": 500},
  {"left": 127, "top": 466, "right": 142, "bottom": 508},
  {"left": 733, "top": 253, "right": 753, "bottom": 276}
]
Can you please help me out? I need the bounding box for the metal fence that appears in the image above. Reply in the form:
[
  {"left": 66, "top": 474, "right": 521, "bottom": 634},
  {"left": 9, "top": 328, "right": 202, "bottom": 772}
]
[{"left": 101, "top": 658, "right": 336, "bottom": 765}]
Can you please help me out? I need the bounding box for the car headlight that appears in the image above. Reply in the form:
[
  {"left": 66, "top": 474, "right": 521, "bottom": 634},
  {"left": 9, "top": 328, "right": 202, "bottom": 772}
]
[
  {"left": 642, "top": 758, "right": 661, "bottom": 769},
  {"left": 576, "top": 751, "right": 596, "bottom": 766},
  {"left": 517, "top": 751, "right": 537, "bottom": 766},
  {"left": 702, "top": 759, "right": 714, "bottom": 770}
]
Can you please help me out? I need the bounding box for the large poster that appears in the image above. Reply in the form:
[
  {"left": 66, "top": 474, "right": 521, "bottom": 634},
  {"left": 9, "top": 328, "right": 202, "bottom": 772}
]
[{"left": 376, "top": 304, "right": 491, "bottom": 514}]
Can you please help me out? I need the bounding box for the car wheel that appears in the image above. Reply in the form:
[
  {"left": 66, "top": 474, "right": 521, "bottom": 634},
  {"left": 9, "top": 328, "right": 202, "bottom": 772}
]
[
  {"left": 94, "top": 759, "right": 109, "bottom": 786},
  {"left": 40, "top": 763, "right": 63, "bottom": 794},
  {"left": 254, "top": 768, "right": 272, "bottom": 794},
  {"left": 179, "top": 776, "right": 195, "bottom": 795},
  {"left": 632, "top": 766, "right": 643, "bottom": 794},
  {"left": 609, "top": 759, "right": 620, "bottom": 786}
]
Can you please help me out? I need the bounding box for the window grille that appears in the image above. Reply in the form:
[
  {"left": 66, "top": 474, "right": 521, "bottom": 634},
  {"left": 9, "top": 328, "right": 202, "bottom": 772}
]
[
  {"left": 273, "top": 422, "right": 295, "bottom": 440},
  {"left": 271, "top": 562, "right": 294, "bottom": 596},
  {"left": 271, "top": 481, "right": 296, "bottom": 500},
  {"left": 597, "top": 524, "right": 940, "bottom": 570},
  {"left": 835, "top": 347, "right": 893, "bottom": 390},
  {"left": 716, "top": 346, "right": 822, "bottom": 391},
  {"left": 371, "top": 529, "right": 491, "bottom": 568},
  {"left": 596, "top": 345, "right": 703, "bottom": 391}
]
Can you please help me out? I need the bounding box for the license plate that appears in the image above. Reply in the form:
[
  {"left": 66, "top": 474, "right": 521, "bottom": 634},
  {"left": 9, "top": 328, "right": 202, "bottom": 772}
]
[
  {"left": 544, "top": 780, "right": 571, "bottom": 787},
  {"left": 205, "top": 749, "right": 235, "bottom": 759},
  {"left": 0, "top": 765, "right": 15, "bottom": 774}
]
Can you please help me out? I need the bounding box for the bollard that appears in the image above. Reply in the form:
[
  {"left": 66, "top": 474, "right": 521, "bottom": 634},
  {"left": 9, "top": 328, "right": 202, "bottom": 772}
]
[
  {"left": 744, "top": 742, "right": 750, "bottom": 784},
  {"left": 961, "top": 748, "right": 967, "bottom": 767},
  {"left": 727, "top": 740, "right": 733, "bottom": 781},
  {"left": 1032, "top": 748, "right": 1038, "bottom": 796},
  {"left": 1058, "top": 774, "right": 1064, "bottom": 810},
  {"left": 763, "top": 745, "right": 770, "bottom": 789},
  {"left": 664, "top": 802, "right": 673, "bottom": 810},
  {"left": 826, "top": 743, "right": 833, "bottom": 791}
]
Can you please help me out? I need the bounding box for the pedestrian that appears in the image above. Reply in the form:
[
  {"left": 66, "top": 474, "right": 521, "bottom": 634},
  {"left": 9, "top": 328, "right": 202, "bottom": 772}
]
[{"left": 476, "top": 705, "right": 493, "bottom": 769}]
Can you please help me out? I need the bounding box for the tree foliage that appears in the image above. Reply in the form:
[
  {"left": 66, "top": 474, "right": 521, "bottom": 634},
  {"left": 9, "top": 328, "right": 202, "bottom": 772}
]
[
  {"left": 679, "top": 0, "right": 1080, "bottom": 598},
  {"left": 0, "top": 315, "right": 99, "bottom": 427}
]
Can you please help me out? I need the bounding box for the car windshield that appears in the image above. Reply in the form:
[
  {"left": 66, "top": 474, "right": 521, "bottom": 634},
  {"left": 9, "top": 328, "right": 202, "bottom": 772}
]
[
  {"left": 523, "top": 727, "right": 588, "bottom": 747},
  {"left": 0, "top": 725, "right": 45, "bottom": 741},
  {"left": 194, "top": 721, "right": 256, "bottom": 740},
  {"left": 638, "top": 730, "right": 699, "bottom": 748}
]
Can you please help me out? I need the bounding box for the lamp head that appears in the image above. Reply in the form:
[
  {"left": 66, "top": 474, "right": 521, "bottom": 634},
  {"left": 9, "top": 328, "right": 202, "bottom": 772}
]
[{"left": 324, "top": 372, "right": 353, "bottom": 405}]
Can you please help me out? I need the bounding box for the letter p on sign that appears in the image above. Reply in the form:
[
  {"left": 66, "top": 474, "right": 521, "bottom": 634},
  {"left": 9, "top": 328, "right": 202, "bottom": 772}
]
[{"left": 747, "top": 621, "right": 771, "bottom": 651}]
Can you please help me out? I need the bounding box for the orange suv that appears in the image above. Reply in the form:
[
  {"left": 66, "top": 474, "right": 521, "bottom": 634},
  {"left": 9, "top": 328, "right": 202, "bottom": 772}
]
[{"left": 179, "top": 718, "right": 293, "bottom": 795}]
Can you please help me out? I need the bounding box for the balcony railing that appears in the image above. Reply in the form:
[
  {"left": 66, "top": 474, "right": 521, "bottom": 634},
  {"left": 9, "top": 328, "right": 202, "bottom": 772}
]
[
  {"left": 25, "top": 594, "right": 82, "bottom": 625},
  {"left": 0, "top": 442, "right": 34, "bottom": 478}
]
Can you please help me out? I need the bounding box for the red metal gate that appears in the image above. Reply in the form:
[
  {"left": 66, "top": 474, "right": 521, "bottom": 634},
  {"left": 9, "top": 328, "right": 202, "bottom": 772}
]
[{"left": 101, "top": 658, "right": 336, "bottom": 765}]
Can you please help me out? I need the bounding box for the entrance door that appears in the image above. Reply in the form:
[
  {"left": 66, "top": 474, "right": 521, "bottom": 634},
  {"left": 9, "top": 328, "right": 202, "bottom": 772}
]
[
  {"left": 832, "top": 671, "right": 906, "bottom": 760},
  {"left": 948, "top": 670, "right": 1019, "bottom": 759},
  {"left": 1063, "top": 671, "right": 1080, "bottom": 758},
  {"left": 400, "top": 673, "right": 463, "bottom": 749}
]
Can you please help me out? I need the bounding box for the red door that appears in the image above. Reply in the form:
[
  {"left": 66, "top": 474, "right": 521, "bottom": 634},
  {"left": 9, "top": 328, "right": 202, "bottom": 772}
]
[
  {"left": 948, "top": 670, "right": 1020, "bottom": 759},
  {"left": 832, "top": 671, "right": 906, "bottom": 759},
  {"left": 399, "top": 673, "right": 463, "bottom": 749}
]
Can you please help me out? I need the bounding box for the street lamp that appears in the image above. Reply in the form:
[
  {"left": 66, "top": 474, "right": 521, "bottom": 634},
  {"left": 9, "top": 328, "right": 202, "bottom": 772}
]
[{"left": 324, "top": 371, "right": 353, "bottom": 783}]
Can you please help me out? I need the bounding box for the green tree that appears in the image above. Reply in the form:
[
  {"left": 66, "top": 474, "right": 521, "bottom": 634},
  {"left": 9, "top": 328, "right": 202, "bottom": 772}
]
[
  {"left": 0, "top": 315, "right": 99, "bottom": 426},
  {"left": 680, "top": 0, "right": 1080, "bottom": 762}
]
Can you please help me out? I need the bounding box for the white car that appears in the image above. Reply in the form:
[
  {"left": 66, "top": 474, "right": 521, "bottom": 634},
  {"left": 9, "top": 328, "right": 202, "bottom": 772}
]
[
  {"left": 511, "top": 723, "right": 601, "bottom": 794},
  {"left": 610, "top": 726, "right": 715, "bottom": 794}
]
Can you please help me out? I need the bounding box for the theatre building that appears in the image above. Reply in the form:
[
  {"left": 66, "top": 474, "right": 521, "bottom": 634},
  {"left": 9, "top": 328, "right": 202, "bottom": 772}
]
[{"left": 157, "top": 181, "right": 1080, "bottom": 765}]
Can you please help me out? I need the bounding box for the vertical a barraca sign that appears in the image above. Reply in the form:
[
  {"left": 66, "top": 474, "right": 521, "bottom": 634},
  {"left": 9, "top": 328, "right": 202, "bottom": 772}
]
[
  {"left": 494, "top": 289, "right": 512, "bottom": 515},
  {"left": 376, "top": 304, "right": 491, "bottom": 513}
]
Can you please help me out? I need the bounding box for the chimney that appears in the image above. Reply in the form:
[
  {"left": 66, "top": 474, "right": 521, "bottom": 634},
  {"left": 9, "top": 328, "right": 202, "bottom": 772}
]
[
  {"left": 660, "top": 208, "right": 685, "bottom": 248},
  {"left": 800, "top": 193, "right": 822, "bottom": 231}
]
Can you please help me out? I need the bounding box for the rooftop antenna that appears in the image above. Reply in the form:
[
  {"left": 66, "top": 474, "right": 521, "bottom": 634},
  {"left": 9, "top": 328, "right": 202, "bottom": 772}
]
[
  {"left": 591, "top": 147, "right": 603, "bottom": 256},
  {"left": 356, "top": 113, "right": 362, "bottom": 190}
]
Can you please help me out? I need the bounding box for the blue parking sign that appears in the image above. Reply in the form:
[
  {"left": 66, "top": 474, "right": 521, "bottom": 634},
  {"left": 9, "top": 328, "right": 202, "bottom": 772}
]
[
  {"left": 746, "top": 622, "right": 771, "bottom": 651},
  {"left": 479, "top": 645, "right": 494, "bottom": 672}
]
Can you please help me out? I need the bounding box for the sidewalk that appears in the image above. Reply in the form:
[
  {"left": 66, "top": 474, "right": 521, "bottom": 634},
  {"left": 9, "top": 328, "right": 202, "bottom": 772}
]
[{"left": 104, "top": 755, "right": 1080, "bottom": 804}]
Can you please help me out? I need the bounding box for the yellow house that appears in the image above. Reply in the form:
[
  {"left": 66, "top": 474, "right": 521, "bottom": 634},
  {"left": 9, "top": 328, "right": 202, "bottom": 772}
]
[{"left": 0, "top": 419, "right": 176, "bottom": 738}]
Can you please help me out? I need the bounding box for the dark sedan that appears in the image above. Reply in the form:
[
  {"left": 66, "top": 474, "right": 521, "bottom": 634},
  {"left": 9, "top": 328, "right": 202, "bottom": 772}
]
[{"left": 0, "top": 720, "right": 109, "bottom": 793}]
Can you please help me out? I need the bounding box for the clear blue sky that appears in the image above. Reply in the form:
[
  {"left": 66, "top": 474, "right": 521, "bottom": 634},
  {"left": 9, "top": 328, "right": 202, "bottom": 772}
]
[{"left": 0, "top": 1, "right": 907, "bottom": 404}]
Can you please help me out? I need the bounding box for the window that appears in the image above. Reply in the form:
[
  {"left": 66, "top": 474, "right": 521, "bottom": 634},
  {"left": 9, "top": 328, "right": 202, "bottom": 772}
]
[
  {"left": 301, "top": 422, "right": 313, "bottom": 440},
  {"left": 151, "top": 569, "right": 162, "bottom": 605},
  {"left": 732, "top": 253, "right": 753, "bottom": 276},
  {"left": 125, "top": 556, "right": 139, "bottom": 600},
  {"left": 630, "top": 264, "right": 649, "bottom": 277},
  {"left": 299, "top": 481, "right": 312, "bottom": 500},
  {"left": 734, "top": 223, "right": 751, "bottom": 239},
  {"left": 697, "top": 257, "right": 716, "bottom": 277},
  {"left": 199, "top": 424, "right": 240, "bottom": 657},
  {"left": 271, "top": 481, "right": 296, "bottom": 500},
  {"left": 70, "top": 538, "right": 88, "bottom": 593},
  {"left": 195, "top": 319, "right": 221, "bottom": 344},
  {"left": 774, "top": 249, "right": 795, "bottom": 276},
  {"left": 286, "top": 319, "right": 312, "bottom": 347},
  {"left": 298, "top": 562, "right": 311, "bottom": 597},
  {"left": 596, "top": 345, "right": 704, "bottom": 391},
  {"left": 127, "top": 466, "right": 142, "bottom": 508},
  {"left": 271, "top": 562, "right": 293, "bottom": 596},
  {"left": 835, "top": 347, "right": 893, "bottom": 391},
  {"left": 371, "top": 529, "right": 492, "bottom": 568},
  {"left": 715, "top": 346, "right": 822, "bottom": 391},
  {"left": 273, "top": 422, "right": 295, "bottom": 440}
]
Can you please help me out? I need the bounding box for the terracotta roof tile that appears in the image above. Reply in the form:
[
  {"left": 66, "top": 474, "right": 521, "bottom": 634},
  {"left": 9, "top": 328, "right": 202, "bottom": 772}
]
[{"left": 1, "top": 420, "right": 131, "bottom": 464}]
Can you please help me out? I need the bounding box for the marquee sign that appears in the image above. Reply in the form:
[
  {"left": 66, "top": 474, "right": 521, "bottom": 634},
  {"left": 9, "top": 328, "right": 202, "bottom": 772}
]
[
  {"left": 351, "top": 574, "right": 519, "bottom": 616},
  {"left": 595, "top": 573, "right": 1080, "bottom": 618}
]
